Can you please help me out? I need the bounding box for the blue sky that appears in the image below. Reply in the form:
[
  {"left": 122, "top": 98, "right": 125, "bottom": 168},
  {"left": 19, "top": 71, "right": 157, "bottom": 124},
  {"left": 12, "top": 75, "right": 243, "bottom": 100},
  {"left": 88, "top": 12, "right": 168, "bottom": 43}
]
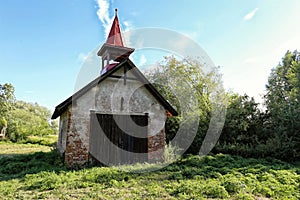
[{"left": 1, "top": 0, "right": 300, "bottom": 110}]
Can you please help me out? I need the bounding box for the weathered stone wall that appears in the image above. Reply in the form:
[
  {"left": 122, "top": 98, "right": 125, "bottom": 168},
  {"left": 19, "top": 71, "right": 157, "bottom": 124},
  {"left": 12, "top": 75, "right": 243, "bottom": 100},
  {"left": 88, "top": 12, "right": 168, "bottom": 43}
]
[
  {"left": 62, "top": 67, "right": 167, "bottom": 166},
  {"left": 95, "top": 73, "right": 166, "bottom": 137},
  {"left": 64, "top": 87, "right": 96, "bottom": 167}
]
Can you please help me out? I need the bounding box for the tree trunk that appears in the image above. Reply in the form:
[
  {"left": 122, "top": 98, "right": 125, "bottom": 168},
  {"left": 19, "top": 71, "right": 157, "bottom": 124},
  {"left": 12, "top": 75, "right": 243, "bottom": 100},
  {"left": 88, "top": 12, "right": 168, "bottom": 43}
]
[{"left": 0, "top": 126, "right": 6, "bottom": 139}]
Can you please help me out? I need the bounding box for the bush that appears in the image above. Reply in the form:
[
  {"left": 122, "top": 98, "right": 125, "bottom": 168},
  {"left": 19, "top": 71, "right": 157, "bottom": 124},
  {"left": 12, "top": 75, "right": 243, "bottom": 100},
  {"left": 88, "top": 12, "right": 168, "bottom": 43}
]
[{"left": 23, "top": 135, "right": 57, "bottom": 147}]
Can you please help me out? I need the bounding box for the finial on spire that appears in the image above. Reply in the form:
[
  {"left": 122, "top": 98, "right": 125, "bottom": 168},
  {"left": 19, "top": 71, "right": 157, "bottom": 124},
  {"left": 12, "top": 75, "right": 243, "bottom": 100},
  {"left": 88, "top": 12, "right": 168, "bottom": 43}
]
[{"left": 97, "top": 7, "right": 135, "bottom": 71}]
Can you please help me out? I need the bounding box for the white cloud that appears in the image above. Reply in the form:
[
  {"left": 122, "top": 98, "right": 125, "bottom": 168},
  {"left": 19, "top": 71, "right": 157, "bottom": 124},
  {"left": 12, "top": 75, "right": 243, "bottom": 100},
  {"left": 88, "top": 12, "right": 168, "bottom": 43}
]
[
  {"left": 95, "top": 0, "right": 134, "bottom": 44},
  {"left": 123, "top": 20, "right": 134, "bottom": 32},
  {"left": 138, "top": 54, "right": 147, "bottom": 66},
  {"left": 122, "top": 20, "right": 135, "bottom": 46},
  {"left": 244, "top": 8, "right": 259, "bottom": 21},
  {"left": 95, "top": 0, "right": 113, "bottom": 37}
]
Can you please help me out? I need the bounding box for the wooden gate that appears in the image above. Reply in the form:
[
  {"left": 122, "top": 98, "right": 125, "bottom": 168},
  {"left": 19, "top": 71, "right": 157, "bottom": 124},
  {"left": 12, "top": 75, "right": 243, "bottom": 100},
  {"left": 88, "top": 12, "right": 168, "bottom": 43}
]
[{"left": 89, "top": 113, "right": 148, "bottom": 165}]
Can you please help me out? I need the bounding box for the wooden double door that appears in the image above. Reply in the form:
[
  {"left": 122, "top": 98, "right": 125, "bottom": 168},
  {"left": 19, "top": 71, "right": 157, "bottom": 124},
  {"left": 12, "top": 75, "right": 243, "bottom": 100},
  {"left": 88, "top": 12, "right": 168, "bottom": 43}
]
[{"left": 90, "top": 113, "right": 148, "bottom": 165}]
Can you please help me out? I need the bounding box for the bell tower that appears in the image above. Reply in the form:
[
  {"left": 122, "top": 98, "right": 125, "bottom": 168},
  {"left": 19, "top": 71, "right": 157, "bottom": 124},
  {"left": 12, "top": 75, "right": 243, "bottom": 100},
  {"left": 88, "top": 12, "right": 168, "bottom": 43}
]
[{"left": 97, "top": 9, "right": 135, "bottom": 73}]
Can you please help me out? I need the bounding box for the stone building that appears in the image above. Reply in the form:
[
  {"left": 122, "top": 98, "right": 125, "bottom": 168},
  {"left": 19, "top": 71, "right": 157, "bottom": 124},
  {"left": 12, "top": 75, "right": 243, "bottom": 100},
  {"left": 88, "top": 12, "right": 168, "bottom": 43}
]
[{"left": 51, "top": 10, "right": 177, "bottom": 167}]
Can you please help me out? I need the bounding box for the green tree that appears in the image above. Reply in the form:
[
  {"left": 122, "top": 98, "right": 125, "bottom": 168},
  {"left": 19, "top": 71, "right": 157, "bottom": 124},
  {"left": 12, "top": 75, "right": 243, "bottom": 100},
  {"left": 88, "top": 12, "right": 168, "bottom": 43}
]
[
  {"left": 6, "top": 101, "right": 56, "bottom": 142},
  {"left": 0, "top": 83, "right": 57, "bottom": 143},
  {"left": 0, "top": 83, "right": 15, "bottom": 117},
  {"left": 220, "top": 94, "right": 261, "bottom": 144},
  {"left": 0, "top": 117, "right": 8, "bottom": 138},
  {"left": 215, "top": 93, "right": 266, "bottom": 157},
  {"left": 145, "top": 56, "right": 225, "bottom": 154},
  {"left": 264, "top": 50, "right": 300, "bottom": 161},
  {"left": 0, "top": 83, "right": 15, "bottom": 138}
]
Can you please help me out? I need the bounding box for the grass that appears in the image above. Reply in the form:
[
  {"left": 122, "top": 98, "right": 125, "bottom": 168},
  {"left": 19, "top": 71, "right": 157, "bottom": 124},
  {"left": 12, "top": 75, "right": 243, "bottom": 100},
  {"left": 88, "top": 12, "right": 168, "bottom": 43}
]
[
  {"left": 0, "top": 141, "right": 51, "bottom": 157},
  {"left": 0, "top": 142, "right": 299, "bottom": 199}
]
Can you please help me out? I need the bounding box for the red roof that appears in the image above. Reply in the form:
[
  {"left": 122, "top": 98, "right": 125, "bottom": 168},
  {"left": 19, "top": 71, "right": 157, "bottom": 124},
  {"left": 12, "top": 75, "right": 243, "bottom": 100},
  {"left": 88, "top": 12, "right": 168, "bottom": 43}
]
[
  {"left": 106, "top": 9, "right": 124, "bottom": 47},
  {"left": 100, "top": 63, "right": 118, "bottom": 76}
]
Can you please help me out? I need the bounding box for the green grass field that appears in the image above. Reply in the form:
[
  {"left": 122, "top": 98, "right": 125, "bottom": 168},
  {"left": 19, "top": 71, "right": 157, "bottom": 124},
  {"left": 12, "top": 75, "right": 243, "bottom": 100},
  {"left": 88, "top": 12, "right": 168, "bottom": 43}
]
[
  {"left": 0, "top": 141, "right": 51, "bottom": 157},
  {"left": 0, "top": 142, "right": 299, "bottom": 199}
]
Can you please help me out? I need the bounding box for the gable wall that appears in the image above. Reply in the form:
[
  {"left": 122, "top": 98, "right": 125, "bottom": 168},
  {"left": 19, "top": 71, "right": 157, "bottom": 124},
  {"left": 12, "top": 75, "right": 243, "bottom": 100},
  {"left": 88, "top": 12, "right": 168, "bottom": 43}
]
[{"left": 62, "top": 67, "right": 167, "bottom": 166}]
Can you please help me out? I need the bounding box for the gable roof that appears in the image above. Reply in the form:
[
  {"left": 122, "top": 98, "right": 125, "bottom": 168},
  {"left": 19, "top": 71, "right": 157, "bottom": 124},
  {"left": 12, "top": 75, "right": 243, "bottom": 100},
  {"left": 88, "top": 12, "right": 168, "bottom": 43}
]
[{"left": 51, "top": 59, "right": 178, "bottom": 119}]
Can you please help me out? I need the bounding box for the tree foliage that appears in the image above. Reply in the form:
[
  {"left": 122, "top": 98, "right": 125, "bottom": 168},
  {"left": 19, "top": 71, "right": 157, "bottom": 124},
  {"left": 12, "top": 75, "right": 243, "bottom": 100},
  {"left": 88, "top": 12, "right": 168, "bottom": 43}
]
[
  {"left": 214, "top": 93, "right": 268, "bottom": 158},
  {"left": 219, "top": 94, "right": 263, "bottom": 145},
  {"left": 263, "top": 50, "right": 300, "bottom": 161},
  {"left": 6, "top": 101, "right": 57, "bottom": 142},
  {"left": 148, "top": 52, "right": 300, "bottom": 162},
  {"left": 0, "top": 83, "right": 57, "bottom": 142},
  {"left": 216, "top": 50, "right": 300, "bottom": 161},
  {"left": 145, "top": 56, "right": 225, "bottom": 154},
  {"left": 0, "top": 83, "right": 15, "bottom": 118},
  {"left": 0, "top": 83, "right": 15, "bottom": 138}
]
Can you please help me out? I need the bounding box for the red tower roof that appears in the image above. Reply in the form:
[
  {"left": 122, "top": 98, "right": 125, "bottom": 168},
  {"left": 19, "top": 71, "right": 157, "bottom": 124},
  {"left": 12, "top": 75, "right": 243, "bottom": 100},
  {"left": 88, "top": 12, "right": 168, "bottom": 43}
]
[{"left": 106, "top": 9, "right": 124, "bottom": 46}]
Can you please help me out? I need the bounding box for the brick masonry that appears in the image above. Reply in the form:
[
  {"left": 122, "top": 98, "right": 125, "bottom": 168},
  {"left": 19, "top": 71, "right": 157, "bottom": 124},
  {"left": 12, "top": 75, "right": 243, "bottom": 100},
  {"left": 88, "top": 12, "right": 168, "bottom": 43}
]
[
  {"left": 64, "top": 109, "right": 90, "bottom": 167},
  {"left": 148, "top": 128, "right": 166, "bottom": 162}
]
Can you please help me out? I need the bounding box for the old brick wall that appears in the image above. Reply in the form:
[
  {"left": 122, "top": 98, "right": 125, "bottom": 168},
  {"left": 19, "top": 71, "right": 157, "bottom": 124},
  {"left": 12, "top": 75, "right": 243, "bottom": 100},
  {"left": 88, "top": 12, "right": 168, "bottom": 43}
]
[
  {"left": 148, "top": 127, "right": 165, "bottom": 162},
  {"left": 63, "top": 87, "right": 96, "bottom": 167}
]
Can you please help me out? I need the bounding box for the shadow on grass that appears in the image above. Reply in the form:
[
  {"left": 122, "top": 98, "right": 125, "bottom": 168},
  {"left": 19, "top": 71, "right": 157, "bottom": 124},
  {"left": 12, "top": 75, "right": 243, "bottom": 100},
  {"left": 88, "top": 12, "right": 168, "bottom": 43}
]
[{"left": 0, "top": 150, "right": 67, "bottom": 181}]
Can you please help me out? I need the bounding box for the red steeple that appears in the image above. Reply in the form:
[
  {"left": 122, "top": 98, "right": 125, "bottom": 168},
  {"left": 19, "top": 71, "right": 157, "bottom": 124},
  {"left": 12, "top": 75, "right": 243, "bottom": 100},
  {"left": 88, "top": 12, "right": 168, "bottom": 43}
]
[
  {"left": 106, "top": 9, "right": 124, "bottom": 46},
  {"left": 98, "top": 8, "right": 135, "bottom": 73}
]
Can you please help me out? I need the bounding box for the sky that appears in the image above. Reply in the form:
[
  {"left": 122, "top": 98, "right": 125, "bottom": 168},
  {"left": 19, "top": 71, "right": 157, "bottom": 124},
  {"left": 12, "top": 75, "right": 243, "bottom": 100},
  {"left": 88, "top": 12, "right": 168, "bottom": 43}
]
[{"left": 1, "top": 0, "right": 300, "bottom": 111}]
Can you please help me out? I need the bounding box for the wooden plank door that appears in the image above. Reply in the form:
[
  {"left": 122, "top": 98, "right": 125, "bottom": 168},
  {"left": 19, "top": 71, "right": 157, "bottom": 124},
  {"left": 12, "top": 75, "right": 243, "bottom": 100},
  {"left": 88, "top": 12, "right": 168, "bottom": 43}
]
[{"left": 90, "top": 113, "right": 148, "bottom": 165}]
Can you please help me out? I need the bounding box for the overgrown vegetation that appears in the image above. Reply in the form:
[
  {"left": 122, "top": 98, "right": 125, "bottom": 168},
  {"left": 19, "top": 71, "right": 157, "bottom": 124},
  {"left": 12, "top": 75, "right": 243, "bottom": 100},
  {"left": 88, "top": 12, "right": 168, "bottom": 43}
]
[
  {"left": 148, "top": 51, "right": 300, "bottom": 162},
  {"left": 0, "top": 143, "right": 299, "bottom": 199},
  {"left": 1, "top": 50, "right": 299, "bottom": 161},
  {"left": 216, "top": 50, "right": 300, "bottom": 161},
  {"left": 0, "top": 50, "right": 300, "bottom": 199},
  {"left": 146, "top": 56, "right": 224, "bottom": 155}
]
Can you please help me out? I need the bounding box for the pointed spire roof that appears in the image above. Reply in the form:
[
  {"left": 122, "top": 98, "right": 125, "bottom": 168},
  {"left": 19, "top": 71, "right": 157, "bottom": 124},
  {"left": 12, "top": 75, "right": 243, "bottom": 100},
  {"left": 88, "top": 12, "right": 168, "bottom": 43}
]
[
  {"left": 97, "top": 8, "right": 134, "bottom": 65},
  {"left": 106, "top": 9, "right": 124, "bottom": 46}
]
